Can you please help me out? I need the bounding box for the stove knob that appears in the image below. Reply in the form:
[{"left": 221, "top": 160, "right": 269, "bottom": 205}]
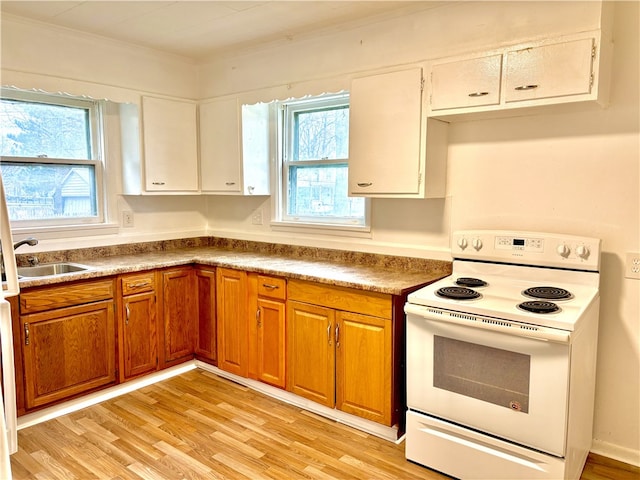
[
  {"left": 457, "top": 237, "right": 468, "bottom": 250},
  {"left": 557, "top": 244, "right": 570, "bottom": 258},
  {"left": 575, "top": 245, "right": 590, "bottom": 259},
  {"left": 472, "top": 238, "right": 483, "bottom": 251}
]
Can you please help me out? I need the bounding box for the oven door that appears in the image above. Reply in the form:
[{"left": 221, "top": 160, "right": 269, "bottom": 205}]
[{"left": 406, "top": 304, "right": 570, "bottom": 457}]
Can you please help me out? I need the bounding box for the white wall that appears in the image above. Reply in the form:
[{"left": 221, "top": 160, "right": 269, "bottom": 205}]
[
  {"left": 198, "top": 1, "right": 639, "bottom": 465},
  {"left": 1, "top": 14, "right": 208, "bottom": 251}
]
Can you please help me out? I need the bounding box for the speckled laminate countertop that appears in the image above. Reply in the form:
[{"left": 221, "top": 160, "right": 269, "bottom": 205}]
[{"left": 14, "top": 237, "right": 452, "bottom": 296}]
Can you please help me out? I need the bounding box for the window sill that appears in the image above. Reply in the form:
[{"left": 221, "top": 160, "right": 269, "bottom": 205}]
[
  {"left": 10, "top": 222, "right": 120, "bottom": 240},
  {"left": 270, "top": 220, "right": 372, "bottom": 239}
]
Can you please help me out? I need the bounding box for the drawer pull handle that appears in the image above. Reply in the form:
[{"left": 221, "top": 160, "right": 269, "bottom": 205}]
[
  {"left": 225, "top": 182, "right": 236, "bottom": 186},
  {"left": 262, "top": 283, "right": 279, "bottom": 290},
  {"left": 256, "top": 309, "right": 261, "bottom": 328},
  {"left": 24, "top": 323, "right": 30, "bottom": 345},
  {"left": 468, "top": 91, "right": 489, "bottom": 97},
  {"left": 514, "top": 84, "right": 539, "bottom": 91},
  {"left": 327, "top": 322, "right": 332, "bottom": 345},
  {"left": 151, "top": 182, "right": 165, "bottom": 185},
  {"left": 357, "top": 182, "right": 373, "bottom": 188},
  {"left": 335, "top": 323, "right": 340, "bottom": 348},
  {"left": 128, "top": 281, "right": 150, "bottom": 289},
  {"left": 125, "top": 305, "right": 131, "bottom": 325}
]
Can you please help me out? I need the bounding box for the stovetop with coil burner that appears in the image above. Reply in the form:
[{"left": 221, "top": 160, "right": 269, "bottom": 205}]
[{"left": 410, "top": 265, "right": 599, "bottom": 331}]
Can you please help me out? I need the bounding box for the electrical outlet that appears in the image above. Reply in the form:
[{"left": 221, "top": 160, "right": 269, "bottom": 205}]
[
  {"left": 625, "top": 252, "right": 640, "bottom": 279},
  {"left": 122, "top": 210, "right": 134, "bottom": 228},
  {"left": 251, "top": 209, "right": 263, "bottom": 225}
]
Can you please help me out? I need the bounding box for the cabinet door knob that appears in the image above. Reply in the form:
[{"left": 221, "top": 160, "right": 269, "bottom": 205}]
[
  {"left": 514, "top": 84, "right": 539, "bottom": 91},
  {"left": 357, "top": 182, "right": 373, "bottom": 187}
]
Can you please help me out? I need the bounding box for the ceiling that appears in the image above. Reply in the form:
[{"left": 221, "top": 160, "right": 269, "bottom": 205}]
[{"left": 1, "top": 1, "right": 443, "bottom": 60}]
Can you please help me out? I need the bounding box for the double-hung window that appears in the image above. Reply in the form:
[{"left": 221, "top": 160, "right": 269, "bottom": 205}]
[
  {"left": 0, "top": 88, "right": 105, "bottom": 228},
  {"left": 276, "top": 93, "right": 368, "bottom": 230}
]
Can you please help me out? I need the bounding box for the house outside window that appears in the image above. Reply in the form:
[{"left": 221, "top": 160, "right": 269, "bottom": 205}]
[
  {"left": 0, "top": 88, "right": 105, "bottom": 228},
  {"left": 275, "top": 93, "right": 369, "bottom": 231}
]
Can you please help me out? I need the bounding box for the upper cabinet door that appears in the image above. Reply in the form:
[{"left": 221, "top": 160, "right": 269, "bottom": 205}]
[
  {"left": 199, "top": 98, "right": 270, "bottom": 195},
  {"left": 430, "top": 55, "right": 502, "bottom": 110},
  {"left": 504, "top": 38, "right": 595, "bottom": 103},
  {"left": 141, "top": 96, "right": 199, "bottom": 192},
  {"left": 200, "top": 97, "right": 242, "bottom": 193},
  {"left": 349, "top": 67, "right": 423, "bottom": 196}
]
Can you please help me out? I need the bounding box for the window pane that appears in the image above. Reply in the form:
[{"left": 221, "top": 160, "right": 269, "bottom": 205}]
[
  {"left": 0, "top": 99, "right": 91, "bottom": 159},
  {"left": 287, "top": 164, "right": 364, "bottom": 220},
  {"left": 293, "top": 106, "right": 349, "bottom": 161},
  {"left": 0, "top": 162, "right": 97, "bottom": 220}
]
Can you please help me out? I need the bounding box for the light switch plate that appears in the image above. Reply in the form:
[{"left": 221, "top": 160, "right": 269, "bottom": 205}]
[
  {"left": 122, "top": 210, "right": 134, "bottom": 228},
  {"left": 625, "top": 252, "right": 640, "bottom": 279}
]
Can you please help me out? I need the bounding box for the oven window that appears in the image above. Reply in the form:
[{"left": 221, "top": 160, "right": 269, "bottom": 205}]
[{"left": 433, "top": 336, "right": 531, "bottom": 413}]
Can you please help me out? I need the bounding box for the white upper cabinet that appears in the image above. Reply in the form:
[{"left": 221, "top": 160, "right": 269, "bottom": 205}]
[
  {"left": 431, "top": 55, "right": 502, "bottom": 111},
  {"left": 427, "top": 31, "right": 611, "bottom": 119},
  {"left": 141, "top": 96, "right": 199, "bottom": 192},
  {"left": 349, "top": 67, "right": 447, "bottom": 198},
  {"left": 200, "top": 97, "right": 270, "bottom": 195},
  {"left": 504, "top": 38, "right": 595, "bottom": 103}
]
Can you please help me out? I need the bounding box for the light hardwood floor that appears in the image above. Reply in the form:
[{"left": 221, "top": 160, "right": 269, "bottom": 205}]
[{"left": 10, "top": 369, "right": 638, "bottom": 480}]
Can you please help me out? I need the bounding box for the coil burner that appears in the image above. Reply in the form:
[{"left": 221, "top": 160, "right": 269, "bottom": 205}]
[
  {"left": 436, "top": 286, "right": 481, "bottom": 300},
  {"left": 518, "top": 300, "right": 560, "bottom": 314},
  {"left": 523, "top": 286, "right": 572, "bottom": 300},
  {"left": 456, "top": 277, "right": 488, "bottom": 288}
]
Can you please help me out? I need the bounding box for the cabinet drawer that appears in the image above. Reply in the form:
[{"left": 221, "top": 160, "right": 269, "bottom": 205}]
[
  {"left": 20, "top": 279, "right": 115, "bottom": 314},
  {"left": 257, "top": 275, "right": 286, "bottom": 300},
  {"left": 121, "top": 272, "right": 155, "bottom": 295},
  {"left": 288, "top": 279, "right": 391, "bottom": 319}
]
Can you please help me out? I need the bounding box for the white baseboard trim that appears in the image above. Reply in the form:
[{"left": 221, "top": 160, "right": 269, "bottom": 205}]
[
  {"left": 195, "top": 361, "right": 399, "bottom": 442},
  {"left": 591, "top": 439, "right": 640, "bottom": 467},
  {"left": 17, "top": 362, "right": 197, "bottom": 430}
]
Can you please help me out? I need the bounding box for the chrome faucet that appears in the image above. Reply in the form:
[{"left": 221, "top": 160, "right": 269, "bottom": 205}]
[
  {"left": 13, "top": 237, "right": 38, "bottom": 250},
  {"left": 1, "top": 237, "right": 38, "bottom": 277}
]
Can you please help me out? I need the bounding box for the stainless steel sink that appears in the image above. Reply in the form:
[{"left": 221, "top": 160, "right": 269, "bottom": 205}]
[{"left": 17, "top": 262, "right": 92, "bottom": 278}]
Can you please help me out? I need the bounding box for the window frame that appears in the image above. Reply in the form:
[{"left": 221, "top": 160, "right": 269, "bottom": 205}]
[
  {"left": 273, "top": 93, "right": 370, "bottom": 232},
  {"left": 0, "top": 88, "right": 107, "bottom": 229}
]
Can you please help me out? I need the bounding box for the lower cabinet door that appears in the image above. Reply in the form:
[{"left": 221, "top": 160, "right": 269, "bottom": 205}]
[
  {"left": 256, "top": 298, "right": 286, "bottom": 389},
  {"left": 195, "top": 268, "right": 217, "bottom": 363},
  {"left": 335, "top": 311, "right": 392, "bottom": 426},
  {"left": 22, "top": 300, "right": 116, "bottom": 409},
  {"left": 162, "top": 267, "right": 196, "bottom": 363},
  {"left": 122, "top": 291, "right": 157, "bottom": 380},
  {"left": 286, "top": 300, "right": 335, "bottom": 407},
  {"left": 216, "top": 268, "right": 248, "bottom": 376}
]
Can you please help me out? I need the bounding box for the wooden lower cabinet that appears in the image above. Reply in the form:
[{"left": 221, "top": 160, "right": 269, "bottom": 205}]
[
  {"left": 161, "top": 267, "right": 196, "bottom": 365},
  {"left": 21, "top": 299, "right": 116, "bottom": 409},
  {"left": 287, "top": 279, "right": 394, "bottom": 426},
  {"left": 216, "top": 268, "right": 248, "bottom": 376},
  {"left": 287, "top": 301, "right": 335, "bottom": 406},
  {"left": 195, "top": 267, "right": 217, "bottom": 364},
  {"left": 119, "top": 271, "right": 158, "bottom": 381},
  {"left": 335, "top": 311, "right": 392, "bottom": 425},
  {"left": 256, "top": 296, "right": 286, "bottom": 389}
]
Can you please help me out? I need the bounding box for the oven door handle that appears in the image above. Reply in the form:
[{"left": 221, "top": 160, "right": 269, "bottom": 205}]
[{"left": 404, "top": 303, "right": 571, "bottom": 344}]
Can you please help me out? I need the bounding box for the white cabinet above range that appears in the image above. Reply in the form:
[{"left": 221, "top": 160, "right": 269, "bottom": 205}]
[{"left": 427, "top": 31, "right": 612, "bottom": 120}]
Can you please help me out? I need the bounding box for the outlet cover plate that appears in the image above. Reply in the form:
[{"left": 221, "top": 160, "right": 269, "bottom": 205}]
[{"left": 625, "top": 252, "right": 640, "bottom": 279}]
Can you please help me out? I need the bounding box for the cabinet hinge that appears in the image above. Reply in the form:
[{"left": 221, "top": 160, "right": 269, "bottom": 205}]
[
  {"left": 591, "top": 45, "right": 597, "bottom": 59},
  {"left": 420, "top": 76, "right": 425, "bottom": 92},
  {"left": 590, "top": 73, "right": 594, "bottom": 88},
  {"left": 418, "top": 172, "right": 423, "bottom": 186}
]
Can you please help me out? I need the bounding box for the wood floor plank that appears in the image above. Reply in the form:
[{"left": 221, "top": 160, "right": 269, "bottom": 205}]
[{"left": 11, "top": 369, "right": 637, "bottom": 480}]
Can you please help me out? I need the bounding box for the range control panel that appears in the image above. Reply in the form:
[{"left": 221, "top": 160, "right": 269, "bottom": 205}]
[{"left": 452, "top": 230, "right": 601, "bottom": 271}]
